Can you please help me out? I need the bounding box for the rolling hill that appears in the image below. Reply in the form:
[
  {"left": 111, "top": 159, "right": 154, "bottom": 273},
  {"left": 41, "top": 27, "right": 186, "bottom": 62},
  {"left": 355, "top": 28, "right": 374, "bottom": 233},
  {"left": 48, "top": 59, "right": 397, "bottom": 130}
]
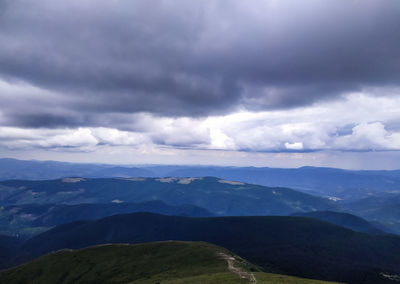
[
  {"left": 2, "top": 158, "right": 400, "bottom": 200},
  {"left": 17, "top": 213, "right": 400, "bottom": 284},
  {"left": 291, "top": 211, "right": 384, "bottom": 234},
  {"left": 343, "top": 193, "right": 400, "bottom": 234},
  {"left": 0, "top": 201, "right": 213, "bottom": 237},
  {"left": 159, "top": 165, "right": 400, "bottom": 199},
  {"left": 0, "top": 177, "right": 338, "bottom": 216},
  {"left": 0, "top": 241, "right": 341, "bottom": 284}
]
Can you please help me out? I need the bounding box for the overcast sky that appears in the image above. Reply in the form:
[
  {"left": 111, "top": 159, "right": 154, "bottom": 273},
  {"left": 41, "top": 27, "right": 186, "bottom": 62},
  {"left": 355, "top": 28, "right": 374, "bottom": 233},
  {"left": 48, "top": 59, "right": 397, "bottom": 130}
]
[{"left": 1, "top": 0, "right": 400, "bottom": 169}]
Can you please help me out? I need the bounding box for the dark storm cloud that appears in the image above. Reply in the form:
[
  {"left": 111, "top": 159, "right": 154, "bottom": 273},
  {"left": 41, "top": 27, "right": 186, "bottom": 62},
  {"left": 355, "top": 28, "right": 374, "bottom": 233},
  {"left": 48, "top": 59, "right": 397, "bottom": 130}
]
[
  {"left": 1, "top": 0, "right": 400, "bottom": 127},
  {"left": 7, "top": 113, "right": 84, "bottom": 128}
]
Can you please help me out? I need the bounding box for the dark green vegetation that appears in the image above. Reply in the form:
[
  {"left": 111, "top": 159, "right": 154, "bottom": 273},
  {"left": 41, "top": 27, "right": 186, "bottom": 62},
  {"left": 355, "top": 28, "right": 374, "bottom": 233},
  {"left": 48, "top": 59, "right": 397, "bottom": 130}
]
[
  {"left": 1, "top": 241, "right": 249, "bottom": 284},
  {"left": 291, "top": 211, "right": 384, "bottom": 234},
  {"left": 16, "top": 213, "right": 400, "bottom": 284},
  {"left": 0, "top": 241, "right": 341, "bottom": 284},
  {"left": 0, "top": 201, "right": 212, "bottom": 237},
  {"left": 0, "top": 177, "right": 338, "bottom": 216},
  {"left": 7, "top": 175, "right": 400, "bottom": 235},
  {"left": 343, "top": 193, "right": 400, "bottom": 234},
  {"left": 0, "top": 235, "right": 21, "bottom": 269}
]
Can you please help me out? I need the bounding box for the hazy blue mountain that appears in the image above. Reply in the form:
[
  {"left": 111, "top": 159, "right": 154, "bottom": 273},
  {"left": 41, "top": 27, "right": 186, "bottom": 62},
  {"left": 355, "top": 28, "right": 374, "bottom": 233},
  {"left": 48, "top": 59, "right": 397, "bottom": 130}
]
[
  {"left": 2, "top": 158, "right": 400, "bottom": 200},
  {"left": 291, "top": 211, "right": 384, "bottom": 234},
  {"left": 88, "top": 166, "right": 154, "bottom": 178},
  {"left": 154, "top": 165, "right": 400, "bottom": 199},
  {"left": 0, "top": 158, "right": 108, "bottom": 180},
  {"left": 2, "top": 158, "right": 400, "bottom": 234},
  {"left": 0, "top": 177, "right": 339, "bottom": 216},
  {"left": 0, "top": 201, "right": 213, "bottom": 237},
  {"left": 18, "top": 213, "right": 400, "bottom": 284},
  {"left": 0, "top": 158, "right": 155, "bottom": 180},
  {"left": 342, "top": 193, "right": 400, "bottom": 234}
]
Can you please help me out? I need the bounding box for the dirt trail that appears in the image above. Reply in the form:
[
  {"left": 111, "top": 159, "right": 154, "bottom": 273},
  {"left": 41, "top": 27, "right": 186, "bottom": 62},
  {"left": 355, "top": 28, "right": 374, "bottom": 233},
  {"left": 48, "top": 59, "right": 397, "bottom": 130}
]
[{"left": 218, "top": 252, "right": 257, "bottom": 283}]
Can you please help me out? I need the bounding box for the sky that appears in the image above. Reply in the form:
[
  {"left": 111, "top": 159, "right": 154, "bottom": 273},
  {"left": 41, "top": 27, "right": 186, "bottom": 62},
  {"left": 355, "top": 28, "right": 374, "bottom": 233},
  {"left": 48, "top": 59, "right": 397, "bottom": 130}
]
[{"left": 1, "top": 0, "right": 400, "bottom": 169}]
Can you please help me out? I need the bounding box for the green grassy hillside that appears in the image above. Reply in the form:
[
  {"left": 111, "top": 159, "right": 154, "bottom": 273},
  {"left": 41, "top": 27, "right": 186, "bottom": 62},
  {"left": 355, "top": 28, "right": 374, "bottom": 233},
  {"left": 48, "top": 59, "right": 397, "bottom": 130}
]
[
  {"left": 19, "top": 213, "right": 400, "bottom": 283},
  {"left": 0, "top": 241, "right": 340, "bottom": 284}
]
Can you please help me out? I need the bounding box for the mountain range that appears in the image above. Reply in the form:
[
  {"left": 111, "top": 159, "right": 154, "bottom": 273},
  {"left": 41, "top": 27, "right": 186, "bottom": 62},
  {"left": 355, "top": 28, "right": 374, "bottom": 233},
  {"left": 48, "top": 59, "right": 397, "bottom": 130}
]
[
  {"left": 11, "top": 212, "right": 400, "bottom": 284},
  {"left": 1, "top": 158, "right": 400, "bottom": 283},
  {"left": 0, "top": 201, "right": 213, "bottom": 237},
  {"left": 2, "top": 158, "right": 400, "bottom": 200},
  {"left": 0, "top": 177, "right": 338, "bottom": 216}
]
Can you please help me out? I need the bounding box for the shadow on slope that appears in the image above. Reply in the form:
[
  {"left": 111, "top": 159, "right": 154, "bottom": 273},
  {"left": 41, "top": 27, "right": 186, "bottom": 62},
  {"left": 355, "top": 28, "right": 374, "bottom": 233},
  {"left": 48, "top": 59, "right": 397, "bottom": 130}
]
[{"left": 17, "top": 213, "right": 400, "bottom": 284}]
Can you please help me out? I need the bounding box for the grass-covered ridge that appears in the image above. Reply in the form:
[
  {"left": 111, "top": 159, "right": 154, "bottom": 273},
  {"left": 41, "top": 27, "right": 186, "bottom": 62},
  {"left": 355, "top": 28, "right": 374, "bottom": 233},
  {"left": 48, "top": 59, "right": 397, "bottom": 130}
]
[
  {"left": 19, "top": 212, "right": 400, "bottom": 283},
  {"left": 0, "top": 241, "right": 341, "bottom": 284}
]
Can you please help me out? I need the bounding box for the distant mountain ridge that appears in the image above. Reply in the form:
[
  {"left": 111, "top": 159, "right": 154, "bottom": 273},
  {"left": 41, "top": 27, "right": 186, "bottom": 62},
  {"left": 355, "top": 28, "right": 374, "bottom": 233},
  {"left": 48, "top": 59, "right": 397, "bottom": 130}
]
[
  {"left": 0, "top": 158, "right": 111, "bottom": 180},
  {"left": 2, "top": 158, "right": 400, "bottom": 200},
  {"left": 342, "top": 194, "right": 400, "bottom": 234},
  {"left": 0, "top": 176, "right": 338, "bottom": 216},
  {"left": 291, "top": 211, "right": 384, "bottom": 234},
  {"left": 0, "top": 201, "right": 213, "bottom": 237},
  {"left": 160, "top": 165, "right": 400, "bottom": 199},
  {"left": 2, "top": 158, "right": 400, "bottom": 234}
]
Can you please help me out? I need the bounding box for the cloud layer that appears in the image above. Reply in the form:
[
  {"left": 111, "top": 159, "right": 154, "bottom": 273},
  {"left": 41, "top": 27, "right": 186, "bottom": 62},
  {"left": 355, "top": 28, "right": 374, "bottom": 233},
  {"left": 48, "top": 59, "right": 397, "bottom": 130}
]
[
  {"left": 1, "top": 0, "right": 400, "bottom": 127},
  {"left": 1, "top": 0, "right": 400, "bottom": 166},
  {"left": 2, "top": 93, "right": 400, "bottom": 153}
]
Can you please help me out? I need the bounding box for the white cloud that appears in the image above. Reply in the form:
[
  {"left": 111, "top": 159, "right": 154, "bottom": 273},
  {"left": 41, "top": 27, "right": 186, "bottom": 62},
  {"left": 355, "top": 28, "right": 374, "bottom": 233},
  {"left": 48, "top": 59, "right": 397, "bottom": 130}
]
[
  {"left": 334, "top": 122, "right": 400, "bottom": 150},
  {"left": 1, "top": 92, "right": 400, "bottom": 157},
  {"left": 285, "top": 142, "right": 304, "bottom": 150},
  {"left": 146, "top": 117, "right": 211, "bottom": 147},
  {"left": 38, "top": 128, "right": 98, "bottom": 148},
  {"left": 209, "top": 128, "right": 236, "bottom": 149},
  {"left": 0, "top": 127, "right": 145, "bottom": 150},
  {"left": 91, "top": 128, "right": 149, "bottom": 146}
]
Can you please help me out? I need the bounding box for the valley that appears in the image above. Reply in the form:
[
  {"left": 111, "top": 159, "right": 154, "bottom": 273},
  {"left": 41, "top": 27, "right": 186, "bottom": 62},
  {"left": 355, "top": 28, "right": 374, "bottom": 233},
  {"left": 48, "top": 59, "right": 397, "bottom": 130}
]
[{"left": 1, "top": 159, "right": 400, "bottom": 283}]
